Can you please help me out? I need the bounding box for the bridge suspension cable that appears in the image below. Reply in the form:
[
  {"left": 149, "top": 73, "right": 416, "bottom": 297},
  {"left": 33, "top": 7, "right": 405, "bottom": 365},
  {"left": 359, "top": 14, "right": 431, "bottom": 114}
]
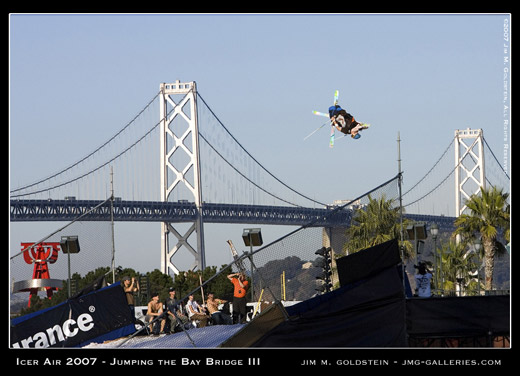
[
  {"left": 402, "top": 134, "right": 510, "bottom": 211},
  {"left": 402, "top": 137, "right": 454, "bottom": 198},
  {"left": 11, "top": 89, "right": 328, "bottom": 207},
  {"left": 199, "top": 133, "right": 302, "bottom": 207},
  {"left": 13, "top": 84, "right": 508, "bottom": 213},
  {"left": 10, "top": 117, "right": 162, "bottom": 198},
  {"left": 483, "top": 137, "right": 510, "bottom": 180},
  {"left": 197, "top": 93, "right": 327, "bottom": 207},
  {"left": 10, "top": 92, "right": 161, "bottom": 197}
]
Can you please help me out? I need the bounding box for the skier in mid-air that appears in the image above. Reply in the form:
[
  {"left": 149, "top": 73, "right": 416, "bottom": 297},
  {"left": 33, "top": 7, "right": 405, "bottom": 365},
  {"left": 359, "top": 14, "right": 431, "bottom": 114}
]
[
  {"left": 309, "top": 90, "right": 371, "bottom": 147},
  {"left": 328, "top": 104, "right": 369, "bottom": 139}
]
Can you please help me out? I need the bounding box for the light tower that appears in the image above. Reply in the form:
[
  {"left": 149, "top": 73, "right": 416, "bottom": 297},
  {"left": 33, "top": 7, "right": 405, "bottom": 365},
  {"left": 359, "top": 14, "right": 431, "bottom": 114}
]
[
  {"left": 454, "top": 128, "right": 486, "bottom": 217},
  {"left": 159, "top": 80, "right": 205, "bottom": 275}
]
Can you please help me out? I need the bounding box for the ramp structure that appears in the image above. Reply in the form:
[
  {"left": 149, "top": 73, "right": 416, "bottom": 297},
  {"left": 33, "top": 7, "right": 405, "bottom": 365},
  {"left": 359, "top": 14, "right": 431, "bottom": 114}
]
[
  {"left": 245, "top": 239, "right": 509, "bottom": 347},
  {"left": 248, "top": 239, "right": 407, "bottom": 347}
]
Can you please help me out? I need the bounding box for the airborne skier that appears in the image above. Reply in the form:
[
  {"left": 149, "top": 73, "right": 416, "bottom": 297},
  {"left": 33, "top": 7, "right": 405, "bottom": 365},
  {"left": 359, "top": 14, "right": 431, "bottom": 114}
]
[
  {"left": 328, "top": 104, "right": 369, "bottom": 140},
  {"left": 310, "top": 90, "right": 370, "bottom": 147}
]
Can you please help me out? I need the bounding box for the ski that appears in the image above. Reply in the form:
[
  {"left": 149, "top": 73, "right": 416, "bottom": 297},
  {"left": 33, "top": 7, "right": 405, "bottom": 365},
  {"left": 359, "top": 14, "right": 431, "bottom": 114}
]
[
  {"left": 304, "top": 119, "right": 331, "bottom": 141},
  {"left": 312, "top": 110, "right": 329, "bottom": 118},
  {"left": 329, "top": 90, "right": 338, "bottom": 148}
]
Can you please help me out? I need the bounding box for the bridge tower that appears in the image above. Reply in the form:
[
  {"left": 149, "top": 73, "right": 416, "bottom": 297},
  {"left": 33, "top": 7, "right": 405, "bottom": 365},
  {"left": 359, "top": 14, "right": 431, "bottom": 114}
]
[
  {"left": 454, "top": 128, "right": 485, "bottom": 217},
  {"left": 159, "top": 81, "right": 205, "bottom": 275}
]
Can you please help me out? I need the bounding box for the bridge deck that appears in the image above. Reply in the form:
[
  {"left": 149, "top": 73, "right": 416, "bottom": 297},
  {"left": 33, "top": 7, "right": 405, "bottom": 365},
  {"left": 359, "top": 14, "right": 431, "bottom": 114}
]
[{"left": 10, "top": 199, "right": 455, "bottom": 230}]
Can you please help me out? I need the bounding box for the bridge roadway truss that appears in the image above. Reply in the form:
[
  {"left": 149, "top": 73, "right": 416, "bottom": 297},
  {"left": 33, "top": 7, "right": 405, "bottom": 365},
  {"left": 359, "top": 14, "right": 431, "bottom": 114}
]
[{"left": 10, "top": 199, "right": 456, "bottom": 231}]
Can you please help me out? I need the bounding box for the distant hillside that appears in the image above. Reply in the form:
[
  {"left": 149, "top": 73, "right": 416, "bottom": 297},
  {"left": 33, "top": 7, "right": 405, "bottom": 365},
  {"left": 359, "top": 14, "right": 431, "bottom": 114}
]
[
  {"left": 253, "top": 256, "right": 321, "bottom": 301},
  {"left": 10, "top": 293, "right": 29, "bottom": 316}
]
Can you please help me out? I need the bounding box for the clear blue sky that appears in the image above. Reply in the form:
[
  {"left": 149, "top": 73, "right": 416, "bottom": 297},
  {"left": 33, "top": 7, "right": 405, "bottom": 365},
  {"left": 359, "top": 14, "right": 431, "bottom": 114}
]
[{"left": 9, "top": 14, "right": 511, "bottom": 273}]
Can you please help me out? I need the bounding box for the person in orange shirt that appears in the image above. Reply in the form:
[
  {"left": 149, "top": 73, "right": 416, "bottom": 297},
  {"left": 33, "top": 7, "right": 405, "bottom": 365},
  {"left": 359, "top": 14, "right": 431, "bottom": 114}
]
[{"left": 227, "top": 272, "right": 249, "bottom": 324}]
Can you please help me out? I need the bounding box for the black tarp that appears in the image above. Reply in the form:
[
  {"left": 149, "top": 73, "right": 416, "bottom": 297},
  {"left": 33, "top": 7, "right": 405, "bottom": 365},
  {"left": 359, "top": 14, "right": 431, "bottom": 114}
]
[
  {"left": 406, "top": 295, "right": 510, "bottom": 338},
  {"left": 249, "top": 238, "right": 509, "bottom": 347},
  {"left": 220, "top": 302, "right": 288, "bottom": 347},
  {"left": 252, "top": 266, "right": 407, "bottom": 347},
  {"left": 11, "top": 282, "right": 135, "bottom": 348},
  {"left": 336, "top": 238, "right": 402, "bottom": 286}
]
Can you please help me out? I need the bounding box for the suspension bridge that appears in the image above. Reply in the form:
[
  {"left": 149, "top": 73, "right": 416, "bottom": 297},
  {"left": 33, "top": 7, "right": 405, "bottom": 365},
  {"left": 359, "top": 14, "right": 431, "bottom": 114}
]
[{"left": 10, "top": 81, "right": 510, "bottom": 276}]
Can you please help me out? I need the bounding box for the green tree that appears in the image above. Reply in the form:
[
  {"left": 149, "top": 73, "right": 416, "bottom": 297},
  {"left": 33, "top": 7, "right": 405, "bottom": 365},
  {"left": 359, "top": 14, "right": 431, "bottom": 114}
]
[
  {"left": 171, "top": 269, "right": 205, "bottom": 302},
  {"left": 437, "top": 241, "right": 480, "bottom": 295},
  {"left": 171, "top": 265, "right": 235, "bottom": 303},
  {"left": 146, "top": 269, "right": 174, "bottom": 303},
  {"left": 19, "top": 266, "right": 112, "bottom": 316},
  {"left": 14, "top": 264, "right": 237, "bottom": 318},
  {"left": 454, "top": 186, "right": 510, "bottom": 290},
  {"left": 343, "top": 194, "right": 413, "bottom": 259}
]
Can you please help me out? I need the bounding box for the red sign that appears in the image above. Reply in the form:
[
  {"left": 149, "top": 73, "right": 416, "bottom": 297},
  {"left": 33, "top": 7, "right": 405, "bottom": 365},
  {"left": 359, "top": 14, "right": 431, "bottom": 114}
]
[{"left": 19, "top": 242, "right": 62, "bottom": 306}]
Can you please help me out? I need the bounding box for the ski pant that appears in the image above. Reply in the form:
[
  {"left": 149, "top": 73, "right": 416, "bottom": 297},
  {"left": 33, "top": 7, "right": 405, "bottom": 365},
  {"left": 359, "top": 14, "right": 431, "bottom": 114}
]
[
  {"left": 232, "top": 296, "right": 247, "bottom": 324},
  {"left": 350, "top": 123, "right": 364, "bottom": 133}
]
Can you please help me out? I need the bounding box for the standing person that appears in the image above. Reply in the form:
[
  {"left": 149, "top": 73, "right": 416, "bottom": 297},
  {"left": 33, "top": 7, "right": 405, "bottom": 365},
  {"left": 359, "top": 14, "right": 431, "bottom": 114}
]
[
  {"left": 186, "top": 295, "right": 209, "bottom": 327},
  {"left": 227, "top": 272, "right": 249, "bottom": 324},
  {"left": 414, "top": 263, "right": 433, "bottom": 298},
  {"left": 121, "top": 276, "right": 139, "bottom": 320}
]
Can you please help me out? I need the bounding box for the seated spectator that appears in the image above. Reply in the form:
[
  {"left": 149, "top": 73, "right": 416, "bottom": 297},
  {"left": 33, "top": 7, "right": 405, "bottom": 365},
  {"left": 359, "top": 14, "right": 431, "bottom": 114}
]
[
  {"left": 206, "top": 293, "right": 232, "bottom": 325},
  {"left": 186, "top": 294, "right": 209, "bottom": 328},
  {"left": 144, "top": 292, "right": 166, "bottom": 334},
  {"left": 165, "top": 288, "right": 189, "bottom": 332}
]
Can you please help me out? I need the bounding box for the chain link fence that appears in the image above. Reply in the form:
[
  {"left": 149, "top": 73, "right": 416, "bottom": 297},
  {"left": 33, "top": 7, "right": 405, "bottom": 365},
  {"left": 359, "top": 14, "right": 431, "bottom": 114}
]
[
  {"left": 10, "top": 198, "right": 114, "bottom": 311},
  {"left": 11, "top": 174, "right": 402, "bottom": 347},
  {"left": 115, "top": 174, "right": 401, "bottom": 347},
  {"left": 243, "top": 174, "right": 401, "bottom": 304}
]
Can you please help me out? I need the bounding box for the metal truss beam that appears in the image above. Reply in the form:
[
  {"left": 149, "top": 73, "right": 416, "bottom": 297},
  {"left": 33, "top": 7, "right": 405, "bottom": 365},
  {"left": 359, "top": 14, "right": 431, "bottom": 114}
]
[{"left": 10, "top": 199, "right": 456, "bottom": 231}]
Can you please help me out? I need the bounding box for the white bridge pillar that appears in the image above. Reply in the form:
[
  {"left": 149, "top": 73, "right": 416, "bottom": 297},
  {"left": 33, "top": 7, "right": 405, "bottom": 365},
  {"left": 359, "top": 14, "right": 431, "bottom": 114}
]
[
  {"left": 159, "top": 80, "right": 205, "bottom": 275},
  {"left": 454, "top": 128, "right": 486, "bottom": 217}
]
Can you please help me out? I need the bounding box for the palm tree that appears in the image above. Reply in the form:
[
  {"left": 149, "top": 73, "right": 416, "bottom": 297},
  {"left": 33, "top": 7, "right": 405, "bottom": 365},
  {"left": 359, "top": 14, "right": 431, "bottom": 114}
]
[
  {"left": 343, "top": 194, "right": 413, "bottom": 259},
  {"left": 454, "top": 186, "right": 510, "bottom": 291},
  {"left": 437, "top": 241, "right": 480, "bottom": 296}
]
